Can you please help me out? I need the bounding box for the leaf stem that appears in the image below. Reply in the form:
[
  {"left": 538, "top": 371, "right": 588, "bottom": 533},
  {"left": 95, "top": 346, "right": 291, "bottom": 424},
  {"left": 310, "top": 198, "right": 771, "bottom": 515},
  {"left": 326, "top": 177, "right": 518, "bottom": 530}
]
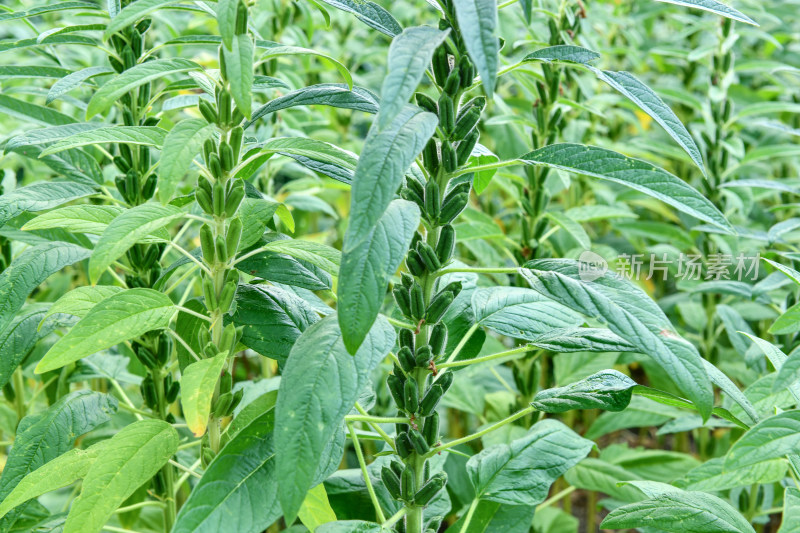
[
  {"left": 347, "top": 421, "right": 386, "bottom": 523},
  {"left": 536, "top": 485, "right": 576, "bottom": 511},
  {"left": 434, "top": 266, "right": 519, "bottom": 277},
  {"left": 175, "top": 305, "right": 212, "bottom": 323},
  {"left": 425, "top": 405, "right": 535, "bottom": 458},
  {"left": 355, "top": 403, "right": 396, "bottom": 451},
  {"left": 439, "top": 345, "right": 532, "bottom": 369},
  {"left": 459, "top": 499, "right": 480, "bottom": 533},
  {"left": 345, "top": 414, "right": 410, "bottom": 424},
  {"left": 443, "top": 323, "right": 479, "bottom": 365},
  {"left": 383, "top": 507, "right": 407, "bottom": 528}
]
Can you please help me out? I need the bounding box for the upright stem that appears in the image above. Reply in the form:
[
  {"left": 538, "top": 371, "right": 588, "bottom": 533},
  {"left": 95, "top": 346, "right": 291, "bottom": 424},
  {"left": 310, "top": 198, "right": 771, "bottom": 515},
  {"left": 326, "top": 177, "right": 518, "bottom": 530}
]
[{"left": 153, "top": 367, "right": 176, "bottom": 530}]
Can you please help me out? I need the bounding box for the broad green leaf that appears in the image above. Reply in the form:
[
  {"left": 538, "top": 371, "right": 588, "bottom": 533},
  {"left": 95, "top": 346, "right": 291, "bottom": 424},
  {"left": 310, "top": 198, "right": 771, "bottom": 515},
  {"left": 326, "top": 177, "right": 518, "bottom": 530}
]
[
  {"left": 181, "top": 352, "right": 227, "bottom": 437},
  {"left": 88, "top": 203, "right": 183, "bottom": 283},
  {"left": 523, "top": 45, "right": 600, "bottom": 64},
  {"left": 563, "top": 458, "right": 644, "bottom": 502},
  {"left": 601, "top": 488, "right": 755, "bottom": 533},
  {"left": 453, "top": 0, "right": 499, "bottom": 96},
  {"left": 246, "top": 84, "right": 379, "bottom": 128},
  {"left": 86, "top": 58, "right": 201, "bottom": 117},
  {"left": 316, "top": 0, "right": 402, "bottom": 36},
  {"left": 0, "top": 442, "right": 107, "bottom": 520},
  {"left": 676, "top": 457, "right": 786, "bottom": 491},
  {"left": 725, "top": 411, "right": 800, "bottom": 469},
  {"left": 780, "top": 488, "right": 800, "bottom": 533},
  {"left": 40, "top": 126, "right": 167, "bottom": 156},
  {"left": 223, "top": 34, "right": 254, "bottom": 118},
  {"left": 237, "top": 235, "right": 332, "bottom": 291},
  {"left": 42, "top": 286, "right": 123, "bottom": 324},
  {"left": 339, "top": 200, "right": 419, "bottom": 353},
  {"left": 0, "top": 65, "right": 71, "bottom": 79},
  {"left": 519, "top": 144, "right": 733, "bottom": 233},
  {"left": 257, "top": 40, "right": 352, "bottom": 89},
  {"left": 521, "top": 259, "right": 713, "bottom": 420},
  {"left": 340, "top": 104, "right": 436, "bottom": 351},
  {"left": 0, "top": 94, "right": 76, "bottom": 126},
  {"left": 255, "top": 137, "right": 358, "bottom": 184},
  {"left": 0, "top": 305, "right": 70, "bottom": 389},
  {"left": 633, "top": 386, "right": 747, "bottom": 429},
  {"left": 216, "top": 0, "right": 238, "bottom": 50},
  {"left": 298, "top": 484, "right": 337, "bottom": 531},
  {"left": 378, "top": 26, "right": 449, "bottom": 129},
  {"left": 655, "top": 0, "right": 757, "bottom": 25},
  {"left": 259, "top": 239, "right": 341, "bottom": 275},
  {"left": 770, "top": 302, "right": 800, "bottom": 335},
  {"left": 23, "top": 204, "right": 124, "bottom": 235},
  {"left": 317, "top": 522, "right": 383, "bottom": 533},
  {"left": 531, "top": 370, "right": 637, "bottom": 413},
  {"left": 172, "top": 409, "right": 282, "bottom": 533},
  {"left": 0, "top": 182, "right": 96, "bottom": 226},
  {"left": 0, "top": 241, "right": 90, "bottom": 335},
  {"left": 36, "top": 289, "right": 175, "bottom": 373},
  {"left": 0, "top": 2, "right": 100, "bottom": 23},
  {"left": 0, "top": 391, "right": 117, "bottom": 527},
  {"left": 739, "top": 333, "right": 800, "bottom": 395},
  {"left": 227, "top": 284, "right": 319, "bottom": 366},
  {"left": 4, "top": 123, "right": 103, "bottom": 152},
  {"left": 158, "top": 119, "right": 215, "bottom": 202},
  {"left": 588, "top": 68, "right": 706, "bottom": 174},
  {"left": 236, "top": 198, "right": 285, "bottom": 249},
  {"left": 529, "top": 328, "right": 637, "bottom": 353},
  {"left": 471, "top": 286, "right": 582, "bottom": 340},
  {"left": 544, "top": 211, "right": 591, "bottom": 249},
  {"left": 276, "top": 314, "right": 395, "bottom": 523},
  {"left": 63, "top": 419, "right": 179, "bottom": 533},
  {"left": 445, "top": 500, "right": 535, "bottom": 533},
  {"left": 104, "top": 0, "right": 183, "bottom": 38},
  {"left": 466, "top": 419, "right": 592, "bottom": 505},
  {"left": 47, "top": 66, "right": 114, "bottom": 104}
]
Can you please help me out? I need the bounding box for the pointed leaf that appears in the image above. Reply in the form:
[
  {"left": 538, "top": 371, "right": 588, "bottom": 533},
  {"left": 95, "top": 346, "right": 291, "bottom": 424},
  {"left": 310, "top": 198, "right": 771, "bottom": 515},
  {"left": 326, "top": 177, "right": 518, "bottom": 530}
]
[
  {"left": 42, "top": 285, "right": 123, "bottom": 323},
  {"left": 246, "top": 84, "right": 379, "bottom": 128},
  {"left": 181, "top": 352, "right": 228, "bottom": 437},
  {"left": 780, "top": 488, "right": 800, "bottom": 533},
  {"left": 158, "top": 119, "right": 215, "bottom": 202},
  {"left": 0, "top": 182, "right": 96, "bottom": 226},
  {"left": 655, "top": 0, "right": 757, "bottom": 25},
  {"left": 47, "top": 66, "right": 114, "bottom": 104},
  {"left": 216, "top": 0, "right": 238, "bottom": 50},
  {"left": 39, "top": 126, "right": 167, "bottom": 156},
  {"left": 725, "top": 411, "right": 800, "bottom": 469},
  {"left": 23, "top": 204, "right": 124, "bottom": 235},
  {"left": 453, "top": 0, "right": 499, "bottom": 96},
  {"left": 523, "top": 45, "right": 600, "bottom": 64},
  {"left": 223, "top": 34, "right": 254, "bottom": 118},
  {"left": 105, "top": 0, "right": 184, "bottom": 38},
  {"left": 531, "top": 370, "right": 637, "bottom": 413},
  {"left": 316, "top": 0, "right": 402, "bottom": 36}
]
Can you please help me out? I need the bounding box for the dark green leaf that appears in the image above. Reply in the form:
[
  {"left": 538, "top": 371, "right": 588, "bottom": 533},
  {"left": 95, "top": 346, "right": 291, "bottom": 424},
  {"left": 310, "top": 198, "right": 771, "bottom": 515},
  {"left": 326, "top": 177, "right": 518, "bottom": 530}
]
[
  {"left": 453, "top": 0, "right": 499, "bottom": 96},
  {"left": 531, "top": 370, "right": 637, "bottom": 413},
  {"left": 316, "top": 0, "right": 402, "bottom": 36},
  {"left": 246, "top": 84, "right": 379, "bottom": 128}
]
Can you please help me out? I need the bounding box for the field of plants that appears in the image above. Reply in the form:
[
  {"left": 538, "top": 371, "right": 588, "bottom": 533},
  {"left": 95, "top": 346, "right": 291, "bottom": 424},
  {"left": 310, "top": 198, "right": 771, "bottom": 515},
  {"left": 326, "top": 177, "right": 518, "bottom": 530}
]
[{"left": 1, "top": 0, "right": 799, "bottom": 531}]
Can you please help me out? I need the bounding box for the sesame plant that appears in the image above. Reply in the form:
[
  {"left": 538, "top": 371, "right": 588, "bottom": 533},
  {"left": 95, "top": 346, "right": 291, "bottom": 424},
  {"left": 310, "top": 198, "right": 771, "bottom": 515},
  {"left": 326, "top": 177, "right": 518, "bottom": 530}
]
[{"left": 0, "top": 0, "right": 799, "bottom": 532}]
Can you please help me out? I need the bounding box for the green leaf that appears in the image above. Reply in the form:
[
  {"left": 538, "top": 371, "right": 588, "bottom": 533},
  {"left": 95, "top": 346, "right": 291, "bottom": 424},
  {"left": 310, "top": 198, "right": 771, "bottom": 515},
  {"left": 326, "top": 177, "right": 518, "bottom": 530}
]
[
  {"left": 88, "top": 203, "right": 183, "bottom": 283},
  {"left": 466, "top": 419, "right": 593, "bottom": 505},
  {"left": 522, "top": 45, "right": 600, "bottom": 64},
  {"left": 655, "top": 0, "right": 757, "bottom": 25},
  {"left": 453, "top": 0, "right": 499, "bottom": 97},
  {"left": 531, "top": 370, "right": 637, "bottom": 413},
  {"left": 86, "top": 58, "right": 201, "bottom": 117},
  {"left": 216, "top": 0, "right": 238, "bottom": 50},
  {"left": 0, "top": 442, "right": 107, "bottom": 520},
  {"left": 254, "top": 137, "right": 359, "bottom": 184},
  {"left": 172, "top": 409, "right": 282, "bottom": 533},
  {"left": 0, "top": 2, "right": 101, "bottom": 23},
  {"left": 42, "top": 285, "right": 123, "bottom": 323},
  {"left": 0, "top": 390, "right": 117, "bottom": 527},
  {"left": 0, "top": 305, "right": 70, "bottom": 389},
  {"left": 588, "top": 68, "right": 706, "bottom": 174},
  {"left": 39, "top": 126, "right": 167, "bottom": 156},
  {"left": 563, "top": 458, "right": 644, "bottom": 502},
  {"left": 158, "top": 119, "right": 215, "bottom": 202},
  {"left": 259, "top": 239, "right": 341, "bottom": 276},
  {"left": 317, "top": 521, "right": 383, "bottom": 533},
  {"left": 519, "top": 145, "right": 732, "bottom": 233},
  {"left": 246, "top": 84, "right": 379, "bottom": 128},
  {"left": 223, "top": 34, "right": 254, "bottom": 118},
  {"left": 544, "top": 211, "right": 591, "bottom": 249},
  {"left": 378, "top": 26, "right": 449, "bottom": 129},
  {"left": 633, "top": 386, "right": 748, "bottom": 429},
  {"left": 676, "top": 457, "right": 787, "bottom": 491},
  {"left": 5, "top": 123, "right": 103, "bottom": 153},
  {"left": 529, "top": 328, "right": 637, "bottom": 353},
  {"left": 316, "top": 0, "right": 402, "bottom": 36},
  {"left": 104, "top": 0, "right": 184, "bottom": 38},
  {"left": 0, "top": 181, "right": 96, "bottom": 226},
  {"left": 521, "top": 259, "right": 714, "bottom": 420},
  {"left": 780, "top": 488, "right": 800, "bottom": 533},
  {"left": 0, "top": 242, "right": 90, "bottom": 335},
  {"left": 725, "top": 411, "right": 800, "bottom": 469},
  {"left": 36, "top": 288, "right": 175, "bottom": 373},
  {"left": 181, "top": 352, "right": 227, "bottom": 437},
  {"left": 298, "top": 484, "right": 337, "bottom": 531},
  {"left": 47, "top": 66, "right": 114, "bottom": 104},
  {"left": 0, "top": 94, "right": 76, "bottom": 126},
  {"left": 23, "top": 204, "right": 124, "bottom": 235},
  {"left": 276, "top": 314, "right": 395, "bottom": 523},
  {"left": 471, "top": 286, "right": 583, "bottom": 340},
  {"left": 738, "top": 333, "right": 800, "bottom": 396},
  {"left": 63, "top": 419, "right": 179, "bottom": 533},
  {"left": 770, "top": 302, "right": 800, "bottom": 335},
  {"left": 0, "top": 65, "right": 71, "bottom": 79},
  {"left": 237, "top": 235, "right": 332, "bottom": 291},
  {"left": 236, "top": 198, "right": 285, "bottom": 249},
  {"left": 601, "top": 487, "right": 755, "bottom": 533},
  {"left": 339, "top": 199, "right": 420, "bottom": 353},
  {"left": 445, "top": 500, "right": 535, "bottom": 533},
  {"left": 257, "top": 40, "right": 352, "bottom": 89},
  {"left": 227, "top": 284, "right": 320, "bottom": 366}
]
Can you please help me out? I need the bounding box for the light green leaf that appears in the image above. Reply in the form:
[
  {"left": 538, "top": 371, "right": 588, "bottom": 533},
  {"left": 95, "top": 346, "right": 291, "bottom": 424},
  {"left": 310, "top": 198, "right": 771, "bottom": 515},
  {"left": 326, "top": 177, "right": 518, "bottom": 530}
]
[
  {"left": 738, "top": 333, "right": 800, "bottom": 396},
  {"left": 158, "top": 119, "right": 215, "bottom": 202},
  {"left": 181, "top": 352, "right": 227, "bottom": 437},
  {"left": 104, "top": 0, "right": 184, "bottom": 38},
  {"left": 519, "top": 144, "right": 733, "bottom": 233},
  {"left": 223, "top": 34, "right": 254, "bottom": 118},
  {"left": 246, "top": 84, "right": 379, "bottom": 128},
  {"left": 676, "top": 457, "right": 787, "bottom": 491},
  {"left": 779, "top": 488, "right": 800, "bottom": 533},
  {"left": 378, "top": 26, "right": 449, "bottom": 129},
  {"left": 88, "top": 203, "right": 183, "bottom": 283},
  {"left": 725, "top": 411, "right": 800, "bottom": 469},
  {"left": 316, "top": 0, "right": 402, "bottom": 36},
  {"left": 466, "top": 419, "right": 593, "bottom": 505},
  {"left": 0, "top": 305, "right": 69, "bottom": 389},
  {"left": 276, "top": 314, "right": 395, "bottom": 523},
  {"left": 39, "top": 126, "right": 168, "bottom": 156},
  {"left": 0, "top": 65, "right": 71, "bottom": 79},
  {"left": 655, "top": 0, "right": 757, "bottom": 25},
  {"left": 0, "top": 241, "right": 90, "bottom": 335},
  {"left": 317, "top": 521, "right": 384, "bottom": 533},
  {"left": 254, "top": 137, "right": 358, "bottom": 184},
  {"left": 257, "top": 40, "right": 352, "bottom": 89},
  {"left": 42, "top": 286, "right": 123, "bottom": 324},
  {"left": 544, "top": 211, "right": 591, "bottom": 249},
  {"left": 47, "top": 66, "right": 114, "bottom": 104},
  {"left": 216, "top": 0, "right": 238, "bottom": 50},
  {"left": 770, "top": 302, "right": 800, "bottom": 335},
  {"left": 298, "top": 484, "right": 337, "bottom": 531},
  {"left": 521, "top": 259, "right": 713, "bottom": 420},
  {"left": 260, "top": 239, "right": 341, "bottom": 276},
  {"left": 236, "top": 198, "right": 285, "bottom": 249},
  {"left": 63, "top": 419, "right": 179, "bottom": 533},
  {"left": 0, "top": 181, "right": 96, "bottom": 226},
  {"left": 86, "top": 58, "right": 201, "bottom": 118},
  {"left": 36, "top": 289, "right": 175, "bottom": 373},
  {"left": 172, "top": 409, "right": 282, "bottom": 533},
  {"left": 0, "top": 2, "right": 101, "bottom": 23},
  {"left": 23, "top": 204, "right": 124, "bottom": 235},
  {"left": 529, "top": 328, "right": 637, "bottom": 353},
  {"left": 0, "top": 94, "right": 76, "bottom": 126},
  {"left": 522, "top": 45, "right": 600, "bottom": 64},
  {"left": 453, "top": 0, "right": 499, "bottom": 96},
  {"left": 531, "top": 370, "right": 637, "bottom": 413}
]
